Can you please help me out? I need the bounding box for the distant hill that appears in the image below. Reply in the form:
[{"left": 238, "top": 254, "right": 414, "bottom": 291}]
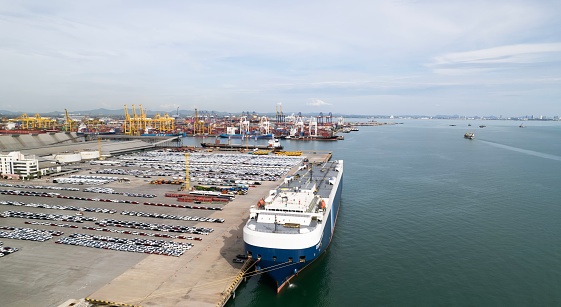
[{"left": 1, "top": 108, "right": 357, "bottom": 118}]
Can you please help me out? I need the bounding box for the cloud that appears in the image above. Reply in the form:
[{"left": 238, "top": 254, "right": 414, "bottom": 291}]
[
  {"left": 160, "top": 104, "right": 180, "bottom": 110},
  {"left": 1, "top": 1, "right": 561, "bottom": 116},
  {"left": 429, "top": 43, "right": 561, "bottom": 74},
  {"left": 306, "top": 99, "right": 331, "bottom": 107}
]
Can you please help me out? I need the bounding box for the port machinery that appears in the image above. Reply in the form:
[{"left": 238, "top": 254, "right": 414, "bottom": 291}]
[
  {"left": 123, "top": 104, "right": 175, "bottom": 135},
  {"left": 4, "top": 113, "right": 57, "bottom": 130},
  {"left": 1, "top": 106, "right": 343, "bottom": 140}
]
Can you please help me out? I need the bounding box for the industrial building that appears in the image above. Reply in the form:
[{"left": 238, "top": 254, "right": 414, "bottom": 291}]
[{"left": 0, "top": 151, "right": 39, "bottom": 179}]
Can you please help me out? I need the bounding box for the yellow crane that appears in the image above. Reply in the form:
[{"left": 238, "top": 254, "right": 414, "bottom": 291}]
[
  {"left": 132, "top": 104, "right": 140, "bottom": 135},
  {"left": 98, "top": 137, "right": 103, "bottom": 160},
  {"left": 152, "top": 113, "right": 175, "bottom": 132},
  {"left": 13, "top": 113, "right": 30, "bottom": 129},
  {"left": 124, "top": 105, "right": 175, "bottom": 135},
  {"left": 161, "top": 113, "right": 174, "bottom": 132},
  {"left": 123, "top": 105, "right": 131, "bottom": 134},
  {"left": 30, "top": 113, "right": 56, "bottom": 129},
  {"left": 182, "top": 152, "right": 190, "bottom": 191},
  {"left": 124, "top": 104, "right": 142, "bottom": 135},
  {"left": 64, "top": 109, "right": 76, "bottom": 131},
  {"left": 4, "top": 113, "right": 57, "bottom": 130}
]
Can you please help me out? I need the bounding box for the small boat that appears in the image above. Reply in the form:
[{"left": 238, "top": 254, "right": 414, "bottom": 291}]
[
  {"left": 519, "top": 124, "right": 525, "bottom": 128},
  {"left": 464, "top": 132, "right": 475, "bottom": 139},
  {"left": 468, "top": 123, "right": 471, "bottom": 126},
  {"left": 449, "top": 124, "right": 456, "bottom": 126},
  {"left": 233, "top": 258, "right": 244, "bottom": 263},
  {"left": 479, "top": 125, "right": 486, "bottom": 128}
]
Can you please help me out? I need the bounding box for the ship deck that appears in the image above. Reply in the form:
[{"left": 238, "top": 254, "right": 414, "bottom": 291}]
[
  {"left": 281, "top": 160, "right": 340, "bottom": 198},
  {"left": 246, "top": 160, "right": 341, "bottom": 234}
]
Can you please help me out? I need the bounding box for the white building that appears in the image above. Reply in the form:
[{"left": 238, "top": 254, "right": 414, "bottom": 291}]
[
  {"left": 53, "top": 150, "right": 100, "bottom": 164},
  {"left": 0, "top": 151, "right": 39, "bottom": 179}
]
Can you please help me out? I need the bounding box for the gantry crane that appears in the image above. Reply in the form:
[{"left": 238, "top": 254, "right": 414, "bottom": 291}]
[
  {"left": 64, "top": 109, "right": 77, "bottom": 131},
  {"left": 5, "top": 113, "right": 57, "bottom": 130},
  {"left": 124, "top": 104, "right": 175, "bottom": 135}
]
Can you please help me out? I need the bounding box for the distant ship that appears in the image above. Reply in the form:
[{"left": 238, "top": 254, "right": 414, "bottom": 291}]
[
  {"left": 141, "top": 132, "right": 186, "bottom": 136},
  {"left": 243, "top": 160, "right": 343, "bottom": 292},
  {"left": 219, "top": 134, "right": 274, "bottom": 139},
  {"left": 201, "top": 138, "right": 283, "bottom": 150},
  {"left": 77, "top": 129, "right": 116, "bottom": 136}
]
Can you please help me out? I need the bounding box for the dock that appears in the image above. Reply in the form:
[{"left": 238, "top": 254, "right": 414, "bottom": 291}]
[
  {"left": 0, "top": 149, "right": 331, "bottom": 307},
  {"left": 86, "top": 152, "right": 331, "bottom": 306}
]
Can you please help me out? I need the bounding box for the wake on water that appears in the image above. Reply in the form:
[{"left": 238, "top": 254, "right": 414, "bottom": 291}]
[{"left": 478, "top": 140, "right": 561, "bottom": 162}]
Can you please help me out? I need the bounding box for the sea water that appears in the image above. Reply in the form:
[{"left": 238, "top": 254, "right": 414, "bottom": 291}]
[{"left": 188, "top": 119, "right": 561, "bottom": 307}]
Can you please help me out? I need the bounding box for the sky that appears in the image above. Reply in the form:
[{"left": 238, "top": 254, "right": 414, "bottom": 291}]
[{"left": 1, "top": 0, "right": 560, "bottom": 117}]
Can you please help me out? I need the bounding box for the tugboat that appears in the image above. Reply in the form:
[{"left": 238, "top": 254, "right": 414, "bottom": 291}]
[{"left": 464, "top": 132, "right": 475, "bottom": 139}]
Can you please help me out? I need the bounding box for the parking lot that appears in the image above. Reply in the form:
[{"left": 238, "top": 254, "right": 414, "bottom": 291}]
[{"left": 0, "top": 150, "right": 327, "bottom": 306}]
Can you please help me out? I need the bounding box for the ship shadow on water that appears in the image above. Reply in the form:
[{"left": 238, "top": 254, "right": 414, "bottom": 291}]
[{"left": 226, "top": 250, "right": 332, "bottom": 307}]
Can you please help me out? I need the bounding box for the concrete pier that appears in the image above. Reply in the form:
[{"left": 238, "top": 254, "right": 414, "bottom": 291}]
[{"left": 0, "top": 150, "right": 331, "bottom": 307}]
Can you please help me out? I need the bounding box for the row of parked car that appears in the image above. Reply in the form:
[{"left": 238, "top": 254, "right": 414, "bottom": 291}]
[
  {"left": 0, "top": 200, "right": 117, "bottom": 214},
  {"left": 0, "top": 183, "right": 79, "bottom": 191},
  {"left": 96, "top": 218, "right": 214, "bottom": 235},
  {"left": 121, "top": 210, "right": 224, "bottom": 223},
  {"left": 1, "top": 189, "right": 59, "bottom": 197},
  {"left": 67, "top": 233, "right": 193, "bottom": 249},
  {"left": 2, "top": 189, "right": 145, "bottom": 205},
  {"left": 57, "top": 194, "right": 141, "bottom": 204},
  {"left": 2, "top": 210, "right": 97, "bottom": 223},
  {"left": 56, "top": 233, "right": 191, "bottom": 257},
  {"left": 53, "top": 175, "right": 119, "bottom": 185},
  {"left": 80, "top": 226, "right": 203, "bottom": 241},
  {"left": 83, "top": 187, "right": 156, "bottom": 198},
  {"left": 0, "top": 227, "right": 64, "bottom": 241},
  {"left": 91, "top": 168, "right": 179, "bottom": 177},
  {"left": 142, "top": 202, "right": 224, "bottom": 211},
  {"left": 25, "top": 220, "right": 80, "bottom": 229}
]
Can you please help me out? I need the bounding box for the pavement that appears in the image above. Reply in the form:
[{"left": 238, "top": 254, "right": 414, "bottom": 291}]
[{"left": 0, "top": 150, "right": 329, "bottom": 307}]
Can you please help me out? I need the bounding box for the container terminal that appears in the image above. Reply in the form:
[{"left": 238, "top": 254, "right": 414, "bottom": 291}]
[
  {"left": 0, "top": 131, "right": 333, "bottom": 307},
  {"left": 0, "top": 107, "right": 394, "bottom": 141}
]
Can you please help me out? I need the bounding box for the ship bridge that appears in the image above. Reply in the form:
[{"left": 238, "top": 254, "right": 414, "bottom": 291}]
[{"left": 247, "top": 160, "right": 341, "bottom": 234}]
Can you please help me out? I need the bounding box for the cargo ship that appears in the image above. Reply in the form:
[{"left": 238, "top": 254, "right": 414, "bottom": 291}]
[
  {"left": 140, "top": 132, "right": 186, "bottom": 137},
  {"left": 284, "top": 135, "right": 342, "bottom": 141},
  {"left": 243, "top": 159, "right": 343, "bottom": 292},
  {"left": 201, "top": 138, "right": 282, "bottom": 150},
  {"left": 219, "top": 133, "right": 274, "bottom": 139}
]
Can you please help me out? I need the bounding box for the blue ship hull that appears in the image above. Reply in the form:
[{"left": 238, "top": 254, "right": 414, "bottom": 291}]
[{"left": 244, "top": 176, "right": 343, "bottom": 291}]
